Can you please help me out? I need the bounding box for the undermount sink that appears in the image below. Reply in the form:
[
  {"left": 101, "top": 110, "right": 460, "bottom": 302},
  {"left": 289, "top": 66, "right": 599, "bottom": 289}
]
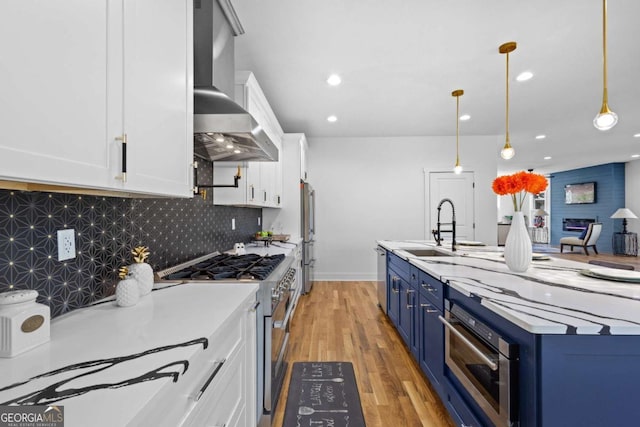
[{"left": 403, "top": 248, "right": 451, "bottom": 257}]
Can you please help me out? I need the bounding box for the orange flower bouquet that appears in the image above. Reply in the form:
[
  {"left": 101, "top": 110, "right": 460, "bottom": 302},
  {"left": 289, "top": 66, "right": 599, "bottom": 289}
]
[{"left": 492, "top": 171, "right": 548, "bottom": 212}]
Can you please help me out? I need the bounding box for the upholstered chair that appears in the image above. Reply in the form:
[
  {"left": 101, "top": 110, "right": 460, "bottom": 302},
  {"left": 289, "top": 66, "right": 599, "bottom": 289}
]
[{"left": 559, "top": 222, "right": 602, "bottom": 255}]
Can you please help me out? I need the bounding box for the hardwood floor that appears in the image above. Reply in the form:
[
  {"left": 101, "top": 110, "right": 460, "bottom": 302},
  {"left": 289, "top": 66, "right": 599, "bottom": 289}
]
[{"left": 273, "top": 281, "right": 456, "bottom": 427}]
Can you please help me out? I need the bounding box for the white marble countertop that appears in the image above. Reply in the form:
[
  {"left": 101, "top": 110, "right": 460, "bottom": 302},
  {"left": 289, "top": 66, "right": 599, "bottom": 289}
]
[
  {"left": 377, "top": 240, "right": 640, "bottom": 335},
  {"left": 0, "top": 282, "right": 258, "bottom": 426}
]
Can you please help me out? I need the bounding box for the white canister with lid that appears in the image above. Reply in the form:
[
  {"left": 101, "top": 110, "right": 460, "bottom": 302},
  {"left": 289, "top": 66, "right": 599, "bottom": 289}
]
[{"left": 0, "top": 290, "right": 50, "bottom": 358}]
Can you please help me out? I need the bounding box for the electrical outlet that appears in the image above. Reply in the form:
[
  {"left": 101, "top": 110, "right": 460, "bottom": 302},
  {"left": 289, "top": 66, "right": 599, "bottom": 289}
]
[
  {"left": 232, "top": 218, "right": 236, "bottom": 230},
  {"left": 57, "top": 229, "right": 76, "bottom": 261}
]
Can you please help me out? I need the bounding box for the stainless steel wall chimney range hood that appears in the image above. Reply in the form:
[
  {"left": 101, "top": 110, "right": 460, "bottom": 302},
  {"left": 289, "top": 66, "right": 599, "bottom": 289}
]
[{"left": 193, "top": 0, "right": 278, "bottom": 162}]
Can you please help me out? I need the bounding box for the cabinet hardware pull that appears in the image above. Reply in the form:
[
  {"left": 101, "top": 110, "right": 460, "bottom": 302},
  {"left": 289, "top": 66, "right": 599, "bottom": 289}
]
[
  {"left": 421, "top": 282, "right": 437, "bottom": 292},
  {"left": 115, "top": 134, "right": 127, "bottom": 182},
  {"left": 264, "top": 191, "right": 267, "bottom": 202},
  {"left": 249, "top": 301, "right": 260, "bottom": 312},
  {"left": 406, "top": 289, "right": 415, "bottom": 309},
  {"left": 438, "top": 315, "right": 498, "bottom": 371},
  {"left": 277, "top": 195, "right": 281, "bottom": 204},
  {"left": 194, "top": 359, "right": 226, "bottom": 401},
  {"left": 420, "top": 304, "right": 439, "bottom": 313},
  {"left": 251, "top": 186, "right": 255, "bottom": 200},
  {"left": 391, "top": 276, "right": 400, "bottom": 293}
]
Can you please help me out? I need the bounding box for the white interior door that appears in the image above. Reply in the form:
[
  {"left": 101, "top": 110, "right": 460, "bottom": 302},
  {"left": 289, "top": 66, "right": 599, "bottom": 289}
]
[{"left": 428, "top": 172, "right": 475, "bottom": 241}]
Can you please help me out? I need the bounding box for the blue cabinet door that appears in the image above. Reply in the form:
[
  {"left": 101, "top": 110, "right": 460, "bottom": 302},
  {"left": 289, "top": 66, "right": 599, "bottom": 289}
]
[
  {"left": 419, "top": 293, "right": 444, "bottom": 398},
  {"left": 387, "top": 267, "right": 401, "bottom": 327},
  {"left": 397, "top": 276, "right": 414, "bottom": 347}
]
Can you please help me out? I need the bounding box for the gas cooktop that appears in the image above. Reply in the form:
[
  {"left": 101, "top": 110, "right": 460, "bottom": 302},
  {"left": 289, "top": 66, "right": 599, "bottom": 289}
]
[{"left": 159, "top": 253, "right": 286, "bottom": 282}]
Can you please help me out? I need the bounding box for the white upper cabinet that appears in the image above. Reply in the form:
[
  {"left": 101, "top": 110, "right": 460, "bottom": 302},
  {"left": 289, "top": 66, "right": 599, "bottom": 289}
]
[
  {"left": 213, "top": 72, "right": 283, "bottom": 208},
  {"left": 120, "top": 0, "right": 194, "bottom": 197},
  {"left": 0, "top": 0, "right": 193, "bottom": 197}
]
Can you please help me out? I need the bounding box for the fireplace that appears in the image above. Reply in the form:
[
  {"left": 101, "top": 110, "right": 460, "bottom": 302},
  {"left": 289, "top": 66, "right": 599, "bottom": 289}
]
[{"left": 563, "top": 218, "right": 595, "bottom": 232}]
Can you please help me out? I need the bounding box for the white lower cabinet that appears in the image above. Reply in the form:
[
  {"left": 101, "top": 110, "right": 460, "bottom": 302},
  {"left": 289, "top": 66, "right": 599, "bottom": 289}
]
[
  {"left": 0, "top": 0, "right": 193, "bottom": 197},
  {"left": 182, "top": 336, "right": 247, "bottom": 427},
  {"left": 132, "top": 292, "right": 257, "bottom": 427}
]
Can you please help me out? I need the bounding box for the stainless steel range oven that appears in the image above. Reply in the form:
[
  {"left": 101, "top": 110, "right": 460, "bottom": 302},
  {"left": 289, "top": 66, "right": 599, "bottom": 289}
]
[
  {"left": 156, "top": 251, "right": 298, "bottom": 427},
  {"left": 267, "top": 266, "right": 296, "bottom": 420},
  {"left": 440, "top": 301, "right": 519, "bottom": 427}
]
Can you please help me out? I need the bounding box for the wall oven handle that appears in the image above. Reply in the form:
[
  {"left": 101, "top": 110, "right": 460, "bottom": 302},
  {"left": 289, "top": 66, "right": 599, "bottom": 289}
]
[{"left": 438, "top": 315, "right": 498, "bottom": 371}]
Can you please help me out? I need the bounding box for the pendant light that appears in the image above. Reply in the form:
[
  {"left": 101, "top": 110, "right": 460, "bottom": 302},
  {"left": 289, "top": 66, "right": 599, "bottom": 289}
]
[
  {"left": 594, "top": 0, "right": 618, "bottom": 131},
  {"left": 452, "top": 89, "right": 464, "bottom": 174},
  {"left": 499, "top": 41, "right": 517, "bottom": 160}
]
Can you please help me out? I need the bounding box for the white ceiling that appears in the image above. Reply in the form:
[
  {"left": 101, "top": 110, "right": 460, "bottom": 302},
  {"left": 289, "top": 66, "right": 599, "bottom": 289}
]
[{"left": 232, "top": 0, "right": 640, "bottom": 174}]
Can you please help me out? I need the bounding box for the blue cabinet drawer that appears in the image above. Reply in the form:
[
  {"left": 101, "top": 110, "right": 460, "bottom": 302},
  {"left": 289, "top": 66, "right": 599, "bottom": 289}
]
[
  {"left": 444, "top": 380, "right": 483, "bottom": 427},
  {"left": 417, "top": 269, "right": 443, "bottom": 310},
  {"left": 388, "top": 252, "right": 411, "bottom": 278}
]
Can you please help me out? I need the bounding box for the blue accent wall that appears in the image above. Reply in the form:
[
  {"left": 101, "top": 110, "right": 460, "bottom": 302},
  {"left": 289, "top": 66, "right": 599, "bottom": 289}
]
[{"left": 550, "top": 163, "right": 625, "bottom": 253}]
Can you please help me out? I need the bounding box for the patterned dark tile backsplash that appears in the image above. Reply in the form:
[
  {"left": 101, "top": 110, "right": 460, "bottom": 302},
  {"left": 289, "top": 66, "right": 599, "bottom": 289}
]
[{"left": 0, "top": 160, "right": 261, "bottom": 317}]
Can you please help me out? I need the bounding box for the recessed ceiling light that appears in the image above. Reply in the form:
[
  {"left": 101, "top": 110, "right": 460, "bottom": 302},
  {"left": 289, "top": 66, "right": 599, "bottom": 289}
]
[
  {"left": 516, "top": 71, "right": 534, "bottom": 82},
  {"left": 459, "top": 114, "right": 471, "bottom": 121},
  {"left": 233, "top": 149, "right": 241, "bottom": 154},
  {"left": 215, "top": 134, "right": 225, "bottom": 142},
  {"left": 327, "top": 74, "right": 342, "bottom": 86},
  {"left": 327, "top": 115, "right": 337, "bottom": 123},
  {"left": 632, "top": 154, "right": 640, "bottom": 158},
  {"left": 544, "top": 156, "right": 552, "bottom": 160},
  {"left": 226, "top": 144, "right": 234, "bottom": 149},
  {"left": 535, "top": 134, "right": 546, "bottom": 140},
  {"left": 634, "top": 133, "right": 640, "bottom": 138}
]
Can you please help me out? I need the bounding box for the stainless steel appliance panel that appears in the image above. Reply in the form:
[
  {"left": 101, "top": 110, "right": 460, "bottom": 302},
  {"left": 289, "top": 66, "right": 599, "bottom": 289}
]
[
  {"left": 441, "top": 301, "right": 518, "bottom": 427},
  {"left": 301, "top": 181, "right": 315, "bottom": 293},
  {"left": 375, "top": 246, "right": 387, "bottom": 313}
]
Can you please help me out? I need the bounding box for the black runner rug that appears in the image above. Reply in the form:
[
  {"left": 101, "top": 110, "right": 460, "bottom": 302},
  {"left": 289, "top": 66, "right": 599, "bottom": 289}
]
[{"left": 283, "top": 361, "right": 366, "bottom": 427}]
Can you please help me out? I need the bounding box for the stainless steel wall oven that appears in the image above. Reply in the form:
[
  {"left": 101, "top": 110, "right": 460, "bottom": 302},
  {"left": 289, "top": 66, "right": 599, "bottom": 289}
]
[{"left": 440, "top": 300, "right": 519, "bottom": 426}]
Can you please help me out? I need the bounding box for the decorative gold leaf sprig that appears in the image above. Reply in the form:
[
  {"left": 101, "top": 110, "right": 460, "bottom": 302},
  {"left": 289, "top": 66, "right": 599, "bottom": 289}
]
[
  {"left": 118, "top": 266, "right": 129, "bottom": 280},
  {"left": 132, "top": 246, "right": 150, "bottom": 263}
]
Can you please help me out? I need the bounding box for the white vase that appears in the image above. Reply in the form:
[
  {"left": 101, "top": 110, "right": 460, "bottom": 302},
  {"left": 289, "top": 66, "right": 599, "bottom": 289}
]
[{"left": 504, "top": 211, "right": 532, "bottom": 273}]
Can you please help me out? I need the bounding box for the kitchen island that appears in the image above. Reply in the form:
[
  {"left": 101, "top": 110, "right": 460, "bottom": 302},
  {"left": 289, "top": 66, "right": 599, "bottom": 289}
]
[
  {"left": 0, "top": 282, "right": 258, "bottom": 427},
  {"left": 378, "top": 240, "right": 640, "bottom": 427}
]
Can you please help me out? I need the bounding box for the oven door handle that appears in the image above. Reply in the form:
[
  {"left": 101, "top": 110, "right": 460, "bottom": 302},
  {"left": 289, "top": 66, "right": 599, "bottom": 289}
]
[{"left": 439, "top": 315, "right": 498, "bottom": 371}]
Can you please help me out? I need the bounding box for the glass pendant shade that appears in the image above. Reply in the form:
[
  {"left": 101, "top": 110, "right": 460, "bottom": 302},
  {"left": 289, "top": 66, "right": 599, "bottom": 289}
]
[
  {"left": 453, "top": 163, "right": 463, "bottom": 174},
  {"left": 501, "top": 142, "right": 515, "bottom": 160},
  {"left": 594, "top": 107, "right": 618, "bottom": 131}
]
